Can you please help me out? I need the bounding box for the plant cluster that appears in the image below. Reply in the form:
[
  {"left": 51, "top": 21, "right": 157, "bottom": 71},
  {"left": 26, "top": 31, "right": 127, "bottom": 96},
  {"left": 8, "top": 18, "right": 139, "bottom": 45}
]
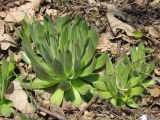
[
  {"left": 18, "top": 15, "right": 106, "bottom": 107},
  {"left": 0, "top": 57, "right": 14, "bottom": 117},
  {"left": 17, "top": 15, "right": 156, "bottom": 108},
  {"left": 96, "top": 43, "right": 156, "bottom": 108}
]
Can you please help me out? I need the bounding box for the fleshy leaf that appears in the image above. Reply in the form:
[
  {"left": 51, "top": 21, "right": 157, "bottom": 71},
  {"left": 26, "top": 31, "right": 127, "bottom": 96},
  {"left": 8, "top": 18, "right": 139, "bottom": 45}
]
[
  {"left": 80, "top": 57, "right": 96, "bottom": 77},
  {"left": 65, "top": 86, "right": 83, "bottom": 107},
  {"left": 21, "top": 78, "right": 60, "bottom": 89},
  {"left": 129, "top": 87, "right": 144, "bottom": 96},
  {"left": 98, "top": 91, "right": 112, "bottom": 99},
  {"left": 95, "top": 53, "right": 106, "bottom": 70},
  {"left": 72, "top": 79, "right": 90, "bottom": 95},
  {"left": 50, "top": 88, "right": 64, "bottom": 106},
  {"left": 129, "top": 77, "right": 140, "bottom": 88}
]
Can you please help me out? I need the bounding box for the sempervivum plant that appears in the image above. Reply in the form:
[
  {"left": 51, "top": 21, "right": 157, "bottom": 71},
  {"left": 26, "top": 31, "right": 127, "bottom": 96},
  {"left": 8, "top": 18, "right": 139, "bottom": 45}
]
[
  {"left": 0, "top": 57, "right": 14, "bottom": 117},
  {"left": 18, "top": 15, "right": 106, "bottom": 107},
  {"left": 95, "top": 43, "right": 156, "bottom": 108}
]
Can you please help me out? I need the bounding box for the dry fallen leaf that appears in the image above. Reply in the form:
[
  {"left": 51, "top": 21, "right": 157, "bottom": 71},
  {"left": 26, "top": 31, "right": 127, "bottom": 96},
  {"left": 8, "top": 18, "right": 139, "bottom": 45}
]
[
  {"left": 5, "top": 81, "right": 34, "bottom": 115},
  {"left": 106, "top": 4, "right": 126, "bottom": 20},
  {"left": 0, "top": 34, "right": 16, "bottom": 50},
  {"left": 149, "top": 86, "right": 160, "bottom": 97},
  {"left": 4, "top": 0, "right": 41, "bottom": 23},
  {"left": 146, "top": 26, "right": 160, "bottom": 38},
  {"left": 107, "top": 13, "right": 135, "bottom": 36},
  {"left": 0, "top": 20, "right": 4, "bottom": 36},
  {"left": 97, "top": 33, "right": 117, "bottom": 54}
]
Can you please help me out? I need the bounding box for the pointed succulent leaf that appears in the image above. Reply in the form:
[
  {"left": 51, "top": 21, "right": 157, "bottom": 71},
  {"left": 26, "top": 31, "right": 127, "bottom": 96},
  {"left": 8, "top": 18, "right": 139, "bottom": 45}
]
[
  {"left": 131, "top": 47, "right": 138, "bottom": 63},
  {"left": 129, "top": 87, "right": 144, "bottom": 96},
  {"left": 32, "top": 22, "right": 45, "bottom": 43},
  {"left": 140, "top": 63, "right": 154, "bottom": 81},
  {"left": 50, "top": 39, "right": 58, "bottom": 58},
  {"left": 71, "top": 59, "right": 81, "bottom": 79},
  {"left": 142, "top": 79, "right": 156, "bottom": 88},
  {"left": 106, "top": 53, "right": 114, "bottom": 75},
  {"left": 21, "top": 51, "right": 31, "bottom": 65},
  {"left": 2, "top": 58, "right": 8, "bottom": 81},
  {"left": 111, "top": 98, "right": 117, "bottom": 106},
  {"left": 21, "top": 19, "right": 30, "bottom": 41},
  {"left": 89, "top": 26, "right": 98, "bottom": 48},
  {"left": 80, "top": 57, "right": 96, "bottom": 77},
  {"left": 8, "top": 55, "right": 14, "bottom": 76},
  {"left": 98, "top": 91, "right": 112, "bottom": 99},
  {"left": 22, "top": 46, "right": 56, "bottom": 80},
  {"left": 127, "top": 99, "right": 139, "bottom": 108},
  {"left": 95, "top": 53, "right": 107, "bottom": 70},
  {"left": 82, "top": 73, "right": 105, "bottom": 83},
  {"left": 21, "top": 78, "right": 60, "bottom": 89},
  {"left": 105, "top": 75, "right": 117, "bottom": 97},
  {"left": 81, "top": 40, "right": 95, "bottom": 67},
  {"left": 75, "top": 43, "right": 82, "bottom": 60},
  {"left": 138, "top": 42, "right": 145, "bottom": 64},
  {"left": 115, "top": 60, "right": 125, "bottom": 82},
  {"left": 50, "top": 88, "right": 64, "bottom": 106},
  {"left": 40, "top": 43, "right": 54, "bottom": 66},
  {"left": 64, "top": 50, "right": 73, "bottom": 76},
  {"left": 121, "top": 64, "right": 131, "bottom": 88},
  {"left": 72, "top": 79, "right": 90, "bottom": 95},
  {"left": 70, "top": 25, "right": 78, "bottom": 44},
  {"left": 129, "top": 77, "right": 141, "bottom": 88},
  {"left": 123, "top": 54, "right": 131, "bottom": 65},
  {"left": 65, "top": 86, "right": 83, "bottom": 107},
  {"left": 92, "top": 81, "right": 107, "bottom": 91},
  {"left": 56, "top": 15, "right": 70, "bottom": 34},
  {"left": 59, "top": 26, "right": 69, "bottom": 50},
  {"left": 52, "top": 59, "right": 66, "bottom": 78},
  {"left": 80, "top": 21, "right": 89, "bottom": 42}
]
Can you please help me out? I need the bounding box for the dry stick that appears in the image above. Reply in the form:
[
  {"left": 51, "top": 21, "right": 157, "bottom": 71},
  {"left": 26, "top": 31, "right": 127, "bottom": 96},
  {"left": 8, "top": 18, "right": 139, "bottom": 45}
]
[
  {"left": 35, "top": 103, "right": 67, "bottom": 120},
  {"left": 33, "top": 99, "right": 67, "bottom": 120},
  {"left": 71, "top": 95, "right": 97, "bottom": 120}
]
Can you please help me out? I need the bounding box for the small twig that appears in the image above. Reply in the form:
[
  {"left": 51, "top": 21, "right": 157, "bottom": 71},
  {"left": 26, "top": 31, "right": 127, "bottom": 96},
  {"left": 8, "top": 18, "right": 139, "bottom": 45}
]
[
  {"left": 24, "top": 89, "right": 67, "bottom": 120},
  {"left": 36, "top": 103, "right": 67, "bottom": 120},
  {"left": 71, "top": 95, "right": 97, "bottom": 120}
]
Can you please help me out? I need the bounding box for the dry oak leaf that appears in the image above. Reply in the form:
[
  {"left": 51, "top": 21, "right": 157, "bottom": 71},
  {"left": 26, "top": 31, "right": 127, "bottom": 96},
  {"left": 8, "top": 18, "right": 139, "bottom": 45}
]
[
  {"left": 4, "top": 0, "right": 41, "bottom": 23},
  {"left": 0, "top": 34, "right": 16, "bottom": 50},
  {"left": 5, "top": 81, "right": 34, "bottom": 115},
  {"left": 107, "top": 13, "right": 136, "bottom": 36},
  {"left": 149, "top": 86, "right": 160, "bottom": 97}
]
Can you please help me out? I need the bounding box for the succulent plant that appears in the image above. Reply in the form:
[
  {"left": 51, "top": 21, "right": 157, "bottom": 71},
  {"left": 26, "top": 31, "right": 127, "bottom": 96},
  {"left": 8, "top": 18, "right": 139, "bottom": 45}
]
[
  {"left": 18, "top": 15, "right": 106, "bottom": 107},
  {"left": 0, "top": 57, "right": 15, "bottom": 117},
  {"left": 94, "top": 43, "right": 156, "bottom": 108}
]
